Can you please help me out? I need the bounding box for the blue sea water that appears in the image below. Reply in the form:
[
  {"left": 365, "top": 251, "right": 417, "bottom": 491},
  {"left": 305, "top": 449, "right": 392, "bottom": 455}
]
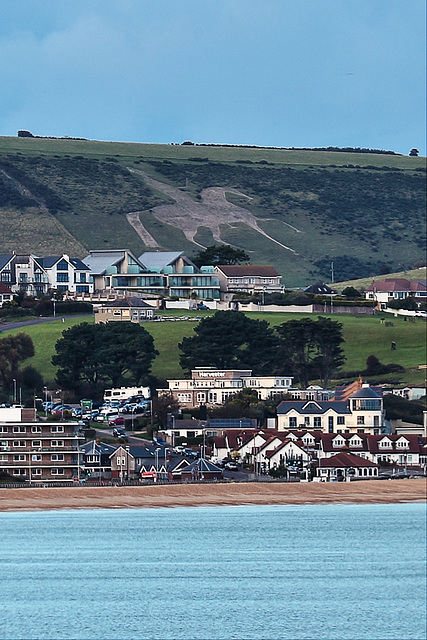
[{"left": 0, "top": 503, "right": 425, "bottom": 640}]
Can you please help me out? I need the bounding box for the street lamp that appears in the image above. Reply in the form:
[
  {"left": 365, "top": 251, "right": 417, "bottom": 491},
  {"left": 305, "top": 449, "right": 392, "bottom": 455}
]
[{"left": 12, "top": 378, "right": 17, "bottom": 404}]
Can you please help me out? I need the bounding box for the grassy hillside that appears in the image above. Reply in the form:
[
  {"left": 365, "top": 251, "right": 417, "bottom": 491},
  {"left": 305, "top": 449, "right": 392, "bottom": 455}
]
[
  {"left": 3, "top": 311, "right": 426, "bottom": 387},
  {"left": 0, "top": 136, "right": 425, "bottom": 286},
  {"left": 331, "top": 267, "right": 427, "bottom": 293}
]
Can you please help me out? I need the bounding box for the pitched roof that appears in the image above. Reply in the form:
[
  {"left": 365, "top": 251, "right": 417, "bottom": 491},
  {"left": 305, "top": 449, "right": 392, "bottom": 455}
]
[
  {"left": 138, "top": 251, "right": 187, "bottom": 270},
  {"left": 277, "top": 400, "right": 351, "bottom": 415},
  {"left": 0, "top": 255, "right": 13, "bottom": 270},
  {"left": 319, "top": 452, "right": 377, "bottom": 468},
  {"left": 83, "top": 250, "right": 145, "bottom": 274},
  {"left": 179, "top": 458, "right": 223, "bottom": 473},
  {"left": 304, "top": 281, "right": 333, "bottom": 294},
  {"left": 101, "top": 297, "right": 154, "bottom": 309},
  {"left": 365, "top": 279, "right": 427, "bottom": 293},
  {"left": 0, "top": 282, "right": 13, "bottom": 295},
  {"left": 216, "top": 265, "right": 281, "bottom": 277}
]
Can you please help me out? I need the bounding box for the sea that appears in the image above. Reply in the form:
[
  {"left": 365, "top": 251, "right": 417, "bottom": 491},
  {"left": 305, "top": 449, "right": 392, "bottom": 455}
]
[{"left": 0, "top": 502, "right": 425, "bottom": 640}]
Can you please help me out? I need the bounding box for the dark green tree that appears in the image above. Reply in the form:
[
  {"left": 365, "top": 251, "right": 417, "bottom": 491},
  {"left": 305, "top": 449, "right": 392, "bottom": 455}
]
[
  {"left": 52, "top": 322, "right": 158, "bottom": 394},
  {"left": 276, "top": 317, "right": 345, "bottom": 388},
  {"left": 0, "top": 333, "right": 35, "bottom": 397},
  {"left": 312, "top": 317, "right": 345, "bottom": 388},
  {"left": 275, "top": 318, "right": 318, "bottom": 388},
  {"left": 191, "top": 244, "right": 250, "bottom": 268},
  {"left": 179, "top": 311, "right": 278, "bottom": 374}
]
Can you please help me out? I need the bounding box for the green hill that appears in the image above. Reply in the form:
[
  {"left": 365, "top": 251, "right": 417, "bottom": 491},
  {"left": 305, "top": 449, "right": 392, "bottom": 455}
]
[{"left": 0, "top": 136, "right": 425, "bottom": 286}]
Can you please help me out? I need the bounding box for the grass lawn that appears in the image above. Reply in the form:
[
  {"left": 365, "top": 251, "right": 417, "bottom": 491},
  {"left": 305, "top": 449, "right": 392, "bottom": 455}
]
[{"left": 2, "top": 311, "right": 426, "bottom": 387}]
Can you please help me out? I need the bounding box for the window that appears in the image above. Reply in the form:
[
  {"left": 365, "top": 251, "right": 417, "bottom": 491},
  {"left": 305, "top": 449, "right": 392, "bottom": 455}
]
[
  {"left": 357, "top": 429, "right": 365, "bottom": 433},
  {"left": 32, "top": 454, "right": 42, "bottom": 461},
  {"left": 13, "top": 426, "right": 26, "bottom": 433},
  {"left": 289, "top": 417, "right": 297, "bottom": 428},
  {"left": 31, "top": 426, "right": 41, "bottom": 433},
  {"left": 13, "top": 469, "right": 26, "bottom": 475},
  {"left": 177, "top": 393, "right": 191, "bottom": 403},
  {"left": 13, "top": 454, "right": 26, "bottom": 461},
  {"left": 51, "top": 454, "right": 64, "bottom": 461},
  {"left": 196, "top": 393, "right": 206, "bottom": 403},
  {"left": 304, "top": 417, "right": 310, "bottom": 426},
  {"left": 51, "top": 440, "right": 64, "bottom": 447},
  {"left": 13, "top": 441, "right": 26, "bottom": 447},
  {"left": 357, "top": 416, "right": 365, "bottom": 425},
  {"left": 76, "top": 285, "right": 90, "bottom": 293},
  {"left": 50, "top": 426, "right": 64, "bottom": 433},
  {"left": 32, "top": 468, "right": 42, "bottom": 476},
  {"left": 32, "top": 440, "right": 41, "bottom": 447},
  {"left": 57, "top": 273, "right": 69, "bottom": 282},
  {"left": 313, "top": 417, "right": 321, "bottom": 427},
  {"left": 0, "top": 426, "right": 8, "bottom": 433},
  {"left": 337, "top": 417, "right": 345, "bottom": 425},
  {"left": 51, "top": 468, "right": 64, "bottom": 475},
  {"left": 57, "top": 259, "right": 68, "bottom": 270}
]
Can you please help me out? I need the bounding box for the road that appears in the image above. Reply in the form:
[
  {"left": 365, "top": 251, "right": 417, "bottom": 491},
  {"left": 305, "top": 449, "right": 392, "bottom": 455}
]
[{"left": 0, "top": 314, "right": 92, "bottom": 333}]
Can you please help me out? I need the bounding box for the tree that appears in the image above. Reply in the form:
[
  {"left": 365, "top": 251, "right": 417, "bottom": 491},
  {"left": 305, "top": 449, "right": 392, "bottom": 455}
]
[
  {"left": 312, "top": 317, "right": 345, "bottom": 388},
  {"left": 409, "top": 148, "right": 419, "bottom": 156},
  {"left": 152, "top": 391, "right": 181, "bottom": 428},
  {"left": 341, "top": 286, "right": 361, "bottom": 299},
  {"left": 276, "top": 317, "right": 345, "bottom": 388},
  {"left": 191, "top": 244, "right": 250, "bottom": 268},
  {"left": 0, "top": 333, "right": 35, "bottom": 397},
  {"left": 179, "top": 311, "right": 279, "bottom": 374},
  {"left": 275, "top": 318, "right": 318, "bottom": 388},
  {"left": 52, "top": 322, "right": 158, "bottom": 394}
]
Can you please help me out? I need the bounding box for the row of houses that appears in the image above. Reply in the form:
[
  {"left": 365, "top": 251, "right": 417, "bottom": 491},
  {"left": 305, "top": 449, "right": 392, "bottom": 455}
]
[
  {"left": 160, "top": 375, "right": 386, "bottom": 435},
  {"left": 0, "top": 249, "right": 283, "bottom": 303},
  {"left": 1, "top": 405, "right": 425, "bottom": 484}
]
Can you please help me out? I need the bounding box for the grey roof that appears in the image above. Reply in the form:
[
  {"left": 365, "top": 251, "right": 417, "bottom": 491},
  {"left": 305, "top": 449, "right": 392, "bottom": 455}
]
[
  {"left": 102, "top": 297, "right": 154, "bottom": 309},
  {"left": 138, "top": 251, "right": 186, "bottom": 270},
  {"left": 83, "top": 250, "right": 130, "bottom": 275},
  {"left": 351, "top": 387, "right": 382, "bottom": 399},
  {"left": 277, "top": 400, "right": 351, "bottom": 415},
  {"left": 80, "top": 441, "right": 117, "bottom": 455},
  {"left": 0, "top": 255, "right": 13, "bottom": 270},
  {"left": 179, "top": 458, "right": 223, "bottom": 473}
]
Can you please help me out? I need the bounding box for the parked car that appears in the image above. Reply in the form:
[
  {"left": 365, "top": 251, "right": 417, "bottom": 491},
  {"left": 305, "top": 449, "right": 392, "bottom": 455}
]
[
  {"left": 109, "top": 416, "right": 125, "bottom": 426},
  {"left": 225, "top": 461, "right": 239, "bottom": 471},
  {"left": 112, "top": 427, "right": 127, "bottom": 438}
]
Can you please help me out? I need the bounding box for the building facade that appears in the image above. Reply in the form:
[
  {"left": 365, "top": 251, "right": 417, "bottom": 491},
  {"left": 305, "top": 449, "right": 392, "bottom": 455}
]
[
  {"left": 0, "top": 407, "right": 83, "bottom": 482},
  {"left": 160, "top": 368, "right": 294, "bottom": 408}
]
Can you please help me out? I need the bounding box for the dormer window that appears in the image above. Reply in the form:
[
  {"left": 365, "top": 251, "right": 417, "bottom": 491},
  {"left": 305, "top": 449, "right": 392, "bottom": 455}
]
[
  {"left": 396, "top": 440, "right": 409, "bottom": 449},
  {"left": 379, "top": 440, "right": 392, "bottom": 448},
  {"left": 349, "top": 438, "right": 362, "bottom": 447},
  {"left": 333, "top": 438, "right": 344, "bottom": 447},
  {"left": 57, "top": 259, "right": 68, "bottom": 270}
]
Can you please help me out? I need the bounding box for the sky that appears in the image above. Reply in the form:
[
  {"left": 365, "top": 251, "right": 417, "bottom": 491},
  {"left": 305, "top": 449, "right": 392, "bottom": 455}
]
[{"left": 0, "top": 0, "right": 425, "bottom": 155}]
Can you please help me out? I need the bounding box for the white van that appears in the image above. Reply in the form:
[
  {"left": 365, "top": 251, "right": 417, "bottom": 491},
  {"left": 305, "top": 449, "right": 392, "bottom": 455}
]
[{"left": 103, "top": 386, "right": 151, "bottom": 403}]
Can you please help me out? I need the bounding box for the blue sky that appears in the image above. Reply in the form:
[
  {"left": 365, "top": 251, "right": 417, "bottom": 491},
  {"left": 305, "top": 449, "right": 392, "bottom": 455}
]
[{"left": 1, "top": 0, "right": 425, "bottom": 155}]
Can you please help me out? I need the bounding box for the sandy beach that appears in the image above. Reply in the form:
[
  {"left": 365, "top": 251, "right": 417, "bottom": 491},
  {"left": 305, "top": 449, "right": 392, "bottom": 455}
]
[{"left": 0, "top": 479, "right": 425, "bottom": 512}]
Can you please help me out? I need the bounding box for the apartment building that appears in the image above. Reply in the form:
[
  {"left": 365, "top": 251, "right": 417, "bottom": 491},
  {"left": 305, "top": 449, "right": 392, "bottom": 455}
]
[{"left": 0, "top": 407, "right": 84, "bottom": 482}]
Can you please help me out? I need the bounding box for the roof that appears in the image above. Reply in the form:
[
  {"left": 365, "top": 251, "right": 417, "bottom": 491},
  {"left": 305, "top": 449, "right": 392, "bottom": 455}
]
[
  {"left": 351, "top": 386, "right": 382, "bottom": 399},
  {"left": 138, "top": 251, "right": 187, "bottom": 270},
  {"left": 179, "top": 458, "right": 223, "bottom": 474},
  {"left": 80, "top": 441, "right": 117, "bottom": 455},
  {"left": 36, "top": 256, "right": 90, "bottom": 270},
  {"left": 0, "top": 255, "right": 13, "bottom": 270},
  {"left": 365, "top": 279, "right": 427, "bottom": 293},
  {"left": 216, "top": 265, "right": 281, "bottom": 277},
  {"left": 277, "top": 400, "right": 351, "bottom": 415},
  {"left": 319, "top": 452, "right": 377, "bottom": 468},
  {"left": 83, "top": 250, "right": 144, "bottom": 275},
  {"left": 0, "top": 282, "right": 13, "bottom": 294},
  {"left": 304, "top": 281, "right": 333, "bottom": 294},
  {"left": 101, "top": 297, "right": 154, "bottom": 309}
]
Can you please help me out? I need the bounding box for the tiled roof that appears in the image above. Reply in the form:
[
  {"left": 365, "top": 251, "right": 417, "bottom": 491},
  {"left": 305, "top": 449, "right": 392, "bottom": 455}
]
[
  {"left": 216, "top": 265, "right": 281, "bottom": 277},
  {"left": 319, "top": 452, "right": 377, "bottom": 468},
  {"left": 365, "top": 279, "right": 427, "bottom": 293},
  {"left": 277, "top": 400, "right": 351, "bottom": 415},
  {"left": 0, "top": 255, "right": 13, "bottom": 270},
  {"left": 0, "top": 282, "right": 13, "bottom": 294}
]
